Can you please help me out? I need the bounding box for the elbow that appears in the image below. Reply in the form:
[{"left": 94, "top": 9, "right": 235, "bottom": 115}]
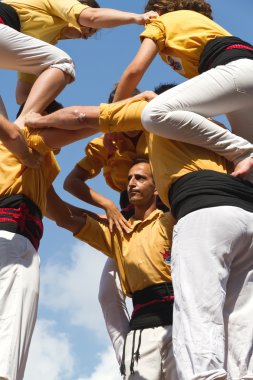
[{"left": 63, "top": 175, "right": 73, "bottom": 193}]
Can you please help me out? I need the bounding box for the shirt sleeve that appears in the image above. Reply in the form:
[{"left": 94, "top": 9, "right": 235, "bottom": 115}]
[
  {"left": 24, "top": 128, "right": 53, "bottom": 155},
  {"left": 46, "top": 0, "right": 89, "bottom": 28},
  {"left": 77, "top": 137, "right": 107, "bottom": 179},
  {"left": 99, "top": 98, "right": 146, "bottom": 133},
  {"left": 140, "top": 19, "right": 166, "bottom": 52},
  {"left": 74, "top": 215, "right": 119, "bottom": 257}
]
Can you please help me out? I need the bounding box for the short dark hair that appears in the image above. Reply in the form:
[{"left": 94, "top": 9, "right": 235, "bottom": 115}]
[
  {"left": 154, "top": 83, "right": 176, "bottom": 95},
  {"left": 108, "top": 84, "right": 141, "bottom": 104},
  {"left": 16, "top": 99, "right": 63, "bottom": 118},
  {"left": 78, "top": 0, "right": 100, "bottom": 8},
  {"left": 131, "top": 157, "right": 150, "bottom": 167}
]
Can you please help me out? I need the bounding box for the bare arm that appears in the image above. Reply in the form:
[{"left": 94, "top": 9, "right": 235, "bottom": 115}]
[
  {"left": 64, "top": 165, "right": 131, "bottom": 234},
  {"left": 45, "top": 185, "right": 87, "bottom": 234},
  {"left": 113, "top": 38, "right": 158, "bottom": 102},
  {"left": 78, "top": 8, "right": 158, "bottom": 28},
  {"left": 25, "top": 105, "right": 100, "bottom": 130}
]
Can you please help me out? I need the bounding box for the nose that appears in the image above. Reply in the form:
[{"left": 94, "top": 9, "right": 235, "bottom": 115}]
[{"left": 128, "top": 176, "right": 136, "bottom": 187}]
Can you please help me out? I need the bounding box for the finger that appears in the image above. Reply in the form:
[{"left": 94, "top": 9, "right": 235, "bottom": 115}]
[
  {"left": 119, "top": 219, "right": 131, "bottom": 233},
  {"left": 114, "top": 220, "right": 123, "bottom": 236},
  {"left": 109, "top": 219, "right": 114, "bottom": 233}
]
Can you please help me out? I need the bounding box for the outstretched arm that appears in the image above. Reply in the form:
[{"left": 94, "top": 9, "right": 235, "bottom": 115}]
[
  {"left": 25, "top": 105, "right": 100, "bottom": 130},
  {"left": 78, "top": 8, "right": 158, "bottom": 28},
  {"left": 46, "top": 185, "right": 87, "bottom": 234}
]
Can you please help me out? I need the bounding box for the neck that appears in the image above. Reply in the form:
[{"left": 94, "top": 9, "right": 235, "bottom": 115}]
[{"left": 133, "top": 202, "right": 157, "bottom": 221}]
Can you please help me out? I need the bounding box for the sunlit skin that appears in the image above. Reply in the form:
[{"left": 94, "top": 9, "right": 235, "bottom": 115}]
[{"left": 127, "top": 162, "right": 158, "bottom": 220}]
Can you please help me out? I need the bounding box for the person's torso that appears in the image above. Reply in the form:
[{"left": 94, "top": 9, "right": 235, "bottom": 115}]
[{"left": 141, "top": 10, "right": 231, "bottom": 78}]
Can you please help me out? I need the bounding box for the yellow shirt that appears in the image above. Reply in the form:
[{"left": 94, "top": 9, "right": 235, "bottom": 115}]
[
  {"left": 100, "top": 99, "right": 228, "bottom": 207},
  {"left": 0, "top": 128, "right": 60, "bottom": 214},
  {"left": 140, "top": 10, "right": 231, "bottom": 78},
  {"left": 4, "top": 0, "right": 89, "bottom": 82},
  {"left": 78, "top": 133, "right": 148, "bottom": 192},
  {"left": 75, "top": 209, "right": 174, "bottom": 296}
]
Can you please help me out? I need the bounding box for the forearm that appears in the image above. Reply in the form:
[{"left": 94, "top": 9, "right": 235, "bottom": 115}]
[
  {"left": 46, "top": 187, "right": 87, "bottom": 234},
  {"left": 113, "top": 69, "right": 144, "bottom": 102},
  {"left": 26, "top": 106, "right": 100, "bottom": 130},
  {"left": 64, "top": 177, "right": 115, "bottom": 212},
  {"left": 79, "top": 8, "right": 142, "bottom": 28}
]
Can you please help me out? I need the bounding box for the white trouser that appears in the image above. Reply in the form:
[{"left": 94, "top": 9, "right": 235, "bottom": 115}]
[
  {"left": 142, "top": 59, "right": 253, "bottom": 166},
  {"left": 0, "top": 231, "right": 40, "bottom": 380},
  {"left": 98, "top": 258, "right": 130, "bottom": 364},
  {"left": 0, "top": 24, "right": 75, "bottom": 80},
  {"left": 171, "top": 206, "right": 253, "bottom": 380},
  {"left": 123, "top": 325, "right": 178, "bottom": 380}
]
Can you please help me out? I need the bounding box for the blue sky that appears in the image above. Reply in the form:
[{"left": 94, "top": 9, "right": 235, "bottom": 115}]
[{"left": 1, "top": 1, "right": 253, "bottom": 379}]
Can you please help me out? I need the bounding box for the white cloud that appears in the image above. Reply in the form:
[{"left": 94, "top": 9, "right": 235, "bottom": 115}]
[
  {"left": 25, "top": 319, "right": 74, "bottom": 380},
  {"left": 78, "top": 346, "right": 121, "bottom": 380},
  {"left": 40, "top": 241, "right": 108, "bottom": 338},
  {"left": 25, "top": 320, "right": 121, "bottom": 380}
]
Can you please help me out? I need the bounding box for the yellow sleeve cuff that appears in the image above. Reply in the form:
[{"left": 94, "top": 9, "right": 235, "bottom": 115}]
[{"left": 99, "top": 99, "right": 146, "bottom": 133}]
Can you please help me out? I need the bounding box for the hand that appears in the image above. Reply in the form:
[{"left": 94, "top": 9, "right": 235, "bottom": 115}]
[
  {"left": 103, "top": 132, "right": 123, "bottom": 155},
  {"left": 137, "top": 11, "right": 159, "bottom": 25},
  {"left": 231, "top": 157, "right": 253, "bottom": 183},
  {"left": 19, "top": 147, "right": 43, "bottom": 168},
  {"left": 105, "top": 201, "right": 132, "bottom": 236},
  {"left": 134, "top": 90, "right": 157, "bottom": 102},
  {"left": 25, "top": 112, "right": 44, "bottom": 129}
]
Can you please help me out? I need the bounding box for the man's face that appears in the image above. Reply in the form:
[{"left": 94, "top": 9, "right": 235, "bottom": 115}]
[{"left": 127, "top": 162, "right": 156, "bottom": 205}]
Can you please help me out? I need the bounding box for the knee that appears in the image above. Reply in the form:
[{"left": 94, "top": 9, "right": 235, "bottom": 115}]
[
  {"left": 141, "top": 99, "right": 170, "bottom": 133},
  {"left": 51, "top": 57, "right": 76, "bottom": 83}
]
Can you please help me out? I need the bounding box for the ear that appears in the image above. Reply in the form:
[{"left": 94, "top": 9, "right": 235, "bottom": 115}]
[{"left": 154, "top": 188, "right": 159, "bottom": 196}]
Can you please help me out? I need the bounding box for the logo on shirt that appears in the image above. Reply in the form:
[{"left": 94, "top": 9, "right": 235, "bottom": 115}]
[
  {"left": 166, "top": 56, "right": 185, "bottom": 73},
  {"left": 161, "top": 248, "right": 171, "bottom": 265}
]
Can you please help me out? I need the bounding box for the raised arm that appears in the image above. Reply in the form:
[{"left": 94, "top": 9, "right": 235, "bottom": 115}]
[
  {"left": 78, "top": 8, "right": 158, "bottom": 28},
  {"left": 64, "top": 164, "right": 131, "bottom": 234},
  {"left": 113, "top": 38, "right": 158, "bottom": 102}
]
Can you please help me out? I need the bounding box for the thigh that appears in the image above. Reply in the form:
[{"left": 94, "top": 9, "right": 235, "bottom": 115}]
[
  {"left": 149, "top": 59, "right": 253, "bottom": 118},
  {"left": 160, "top": 326, "right": 178, "bottom": 380},
  {"left": 171, "top": 207, "right": 248, "bottom": 379},
  {"left": 124, "top": 328, "right": 163, "bottom": 380},
  {"left": 0, "top": 232, "right": 39, "bottom": 380},
  {"left": 0, "top": 24, "right": 70, "bottom": 76},
  {"left": 224, "top": 212, "right": 253, "bottom": 379}
]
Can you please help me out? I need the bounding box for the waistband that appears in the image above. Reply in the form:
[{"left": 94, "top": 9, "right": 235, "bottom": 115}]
[
  {"left": 0, "top": 194, "right": 43, "bottom": 250},
  {"left": 169, "top": 170, "right": 253, "bottom": 220},
  {"left": 130, "top": 282, "right": 174, "bottom": 330},
  {"left": 0, "top": 2, "right": 20, "bottom": 31},
  {"left": 199, "top": 36, "right": 253, "bottom": 74}
]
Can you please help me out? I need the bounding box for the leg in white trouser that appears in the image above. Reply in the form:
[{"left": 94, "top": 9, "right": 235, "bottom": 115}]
[
  {"left": 141, "top": 59, "right": 253, "bottom": 164},
  {"left": 98, "top": 258, "right": 130, "bottom": 364},
  {"left": 123, "top": 326, "right": 178, "bottom": 380},
  {"left": 171, "top": 206, "right": 253, "bottom": 380},
  {"left": 0, "top": 24, "right": 75, "bottom": 80},
  {"left": 0, "top": 231, "right": 40, "bottom": 380}
]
